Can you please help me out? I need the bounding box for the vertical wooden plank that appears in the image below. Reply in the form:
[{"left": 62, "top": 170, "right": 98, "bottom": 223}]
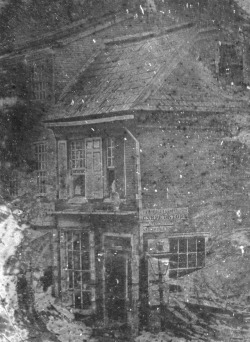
[{"left": 89, "top": 232, "right": 96, "bottom": 311}]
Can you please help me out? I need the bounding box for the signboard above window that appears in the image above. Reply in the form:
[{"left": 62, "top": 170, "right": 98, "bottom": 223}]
[{"left": 140, "top": 207, "right": 188, "bottom": 226}]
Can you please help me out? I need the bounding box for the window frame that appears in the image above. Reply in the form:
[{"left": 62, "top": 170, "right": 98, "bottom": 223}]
[
  {"left": 69, "top": 137, "right": 104, "bottom": 200},
  {"left": 69, "top": 140, "right": 86, "bottom": 197},
  {"left": 31, "top": 61, "right": 48, "bottom": 101},
  {"left": 34, "top": 142, "right": 47, "bottom": 195},
  {"left": 107, "top": 137, "right": 115, "bottom": 169},
  {"left": 60, "top": 230, "right": 96, "bottom": 314},
  {"left": 169, "top": 236, "right": 205, "bottom": 278}
]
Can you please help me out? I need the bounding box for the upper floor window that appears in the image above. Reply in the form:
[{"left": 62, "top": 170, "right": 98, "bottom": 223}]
[
  {"left": 69, "top": 137, "right": 103, "bottom": 199},
  {"left": 31, "top": 62, "right": 47, "bottom": 100},
  {"left": 107, "top": 138, "right": 115, "bottom": 168},
  {"left": 169, "top": 236, "right": 205, "bottom": 278},
  {"left": 34, "top": 142, "right": 47, "bottom": 195}
]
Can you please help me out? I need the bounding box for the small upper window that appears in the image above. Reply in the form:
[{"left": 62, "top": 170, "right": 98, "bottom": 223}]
[
  {"left": 107, "top": 138, "right": 115, "bottom": 168},
  {"left": 34, "top": 142, "right": 47, "bottom": 195},
  {"left": 31, "top": 62, "right": 47, "bottom": 100},
  {"left": 70, "top": 140, "right": 85, "bottom": 197}
]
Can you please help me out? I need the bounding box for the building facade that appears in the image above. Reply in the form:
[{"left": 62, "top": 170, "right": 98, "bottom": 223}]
[{"left": 2, "top": 2, "right": 250, "bottom": 338}]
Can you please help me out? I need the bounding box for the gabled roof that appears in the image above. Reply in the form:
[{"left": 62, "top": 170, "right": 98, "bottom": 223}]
[
  {"left": 47, "top": 24, "right": 198, "bottom": 121},
  {"left": 46, "top": 23, "right": 250, "bottom": 123}
]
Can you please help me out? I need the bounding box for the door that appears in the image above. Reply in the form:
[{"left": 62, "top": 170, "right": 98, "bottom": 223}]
[{"left": 105, "top": 250, "right": 128, "bottom": 323}]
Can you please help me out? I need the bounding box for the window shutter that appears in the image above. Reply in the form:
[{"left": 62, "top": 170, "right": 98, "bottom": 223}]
[
  {"left": 85, "top": 138, "right": 103, "bottom": 199},
  {"left": 58, "top": 140, "right": 68, "bottom": 199}
]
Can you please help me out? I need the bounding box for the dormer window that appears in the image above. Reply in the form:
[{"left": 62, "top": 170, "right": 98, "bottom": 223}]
[{"left": 31, "top": 61, "right": 48, "bottom": 100}]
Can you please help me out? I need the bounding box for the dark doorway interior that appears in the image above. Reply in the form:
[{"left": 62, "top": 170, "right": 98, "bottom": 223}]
[{"left": 105, "top": 250, "right": 128, "bottom": 322}]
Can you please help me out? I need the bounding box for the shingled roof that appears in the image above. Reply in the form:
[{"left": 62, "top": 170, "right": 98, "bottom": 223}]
[
  {"left": 47, "top": 24, "right": 250, "bottom": 122},
  {"left": 134, "top": 56, "right": 249, "bottom": 113}
]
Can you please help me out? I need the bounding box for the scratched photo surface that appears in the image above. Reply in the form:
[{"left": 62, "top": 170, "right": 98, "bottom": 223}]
[{"left": 1, "top": 1, "right": 250, "bottom": 341}]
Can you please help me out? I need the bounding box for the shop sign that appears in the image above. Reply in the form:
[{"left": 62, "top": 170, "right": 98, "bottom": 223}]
[{"left": 140, "top": 207, "right": 188, "bottom": 226}]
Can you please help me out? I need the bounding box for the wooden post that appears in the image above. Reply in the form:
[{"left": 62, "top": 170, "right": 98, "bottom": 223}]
[{"left": 158, "top": 258, "right": 166, "bottom": 331}]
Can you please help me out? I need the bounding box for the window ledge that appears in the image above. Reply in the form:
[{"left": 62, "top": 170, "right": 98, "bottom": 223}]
[{"left": 68, "top": 197, "right": 88, "bottom": 204}]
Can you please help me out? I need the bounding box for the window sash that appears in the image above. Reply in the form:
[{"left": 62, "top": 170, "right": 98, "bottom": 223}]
[
  {"left": 32, "top": 63, "right": 47, "bottom": 100},
  {"left": 61, "top": 231, "right": 95, "bottom": 312},
  {"left": 34, "top": 143, "right": 47, "bottom": 195},
  {"left": 169, "top": 237, "right": 205, "bottom": 278},
  {"left": 69, "top": 138, "right": 103, "bottom": 199},
  {"left": 70, "top": 140, "right": 85, "bottom": 173},
  {"left": 107, "top": 137, "right": 115, "bottom": 168}
]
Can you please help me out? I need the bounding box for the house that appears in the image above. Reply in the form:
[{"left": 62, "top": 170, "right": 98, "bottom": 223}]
[{"left": 2, "top": 1, "right": 250, "bottom": 339}]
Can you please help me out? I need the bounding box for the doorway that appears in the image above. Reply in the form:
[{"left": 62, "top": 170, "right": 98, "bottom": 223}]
[{"left": 103, "top": 235, "right": 131, "bottom": 324}]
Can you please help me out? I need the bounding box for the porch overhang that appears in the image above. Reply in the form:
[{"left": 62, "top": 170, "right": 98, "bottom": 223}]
[{"left": 52, "top": 210, "right": 137, "bottom": 216}]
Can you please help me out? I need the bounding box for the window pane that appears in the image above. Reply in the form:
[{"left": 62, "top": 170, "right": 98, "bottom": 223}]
[
  {"left": 93, "top": 152, "right": 101, "bottom": 171},
  {"left": 75, "top": 292, "right": 81, "bottom": 309},
  {"left": 73, "top": 175, "right": 85, "bottom": 196},
  {"left": 82, "top": 272, "right": 91, "bottom": 284},
  {"left": 74, "top": 271, "right": 81, "bottom": 288},
  {"left": 82, "top": 252, "right": 90, "bottom": 270},
  {"left": 67, "top": 232, "right": 72, "bottom": 249},
  {"left": 81, "top": 233, "right": 89, "bottom": 249},
  {"left": 188, "top": 238, "right": 196, "bottom": 252},
  {"left": 86, "top": 141, "right": 92, "bottom": 149},
  {"left": 69, "top": 271, "right": 73, "bottom": 289},
  {"left": 170, "top": 254, "right": 178, "bottom": 269},
  {"left": 169, "top": 270, "right": 177, "bottom": 279},
  {"left": 179, "top": 239, "right": 187, "bottom": 253},
  {"left": 73, "top": 252, "right": 80, "bottom": 270},
  {"left": 93, "top": 139, "right": 100, "bottom": 149},
  {"left": 170, "top": 239, "right": 178, "bottom": 253},
  {"left": 197, "top": 237, "right": 205, "bottom": 252},
  {"left": 82, "top": 292, "right": 91, "bottom": 309},
  {"left": 178, "top": 254, "right": 187, "bottom": 268},
  {"left": 188, "top": 253, "right": 197, "bottom": 268},
  {"left": 197, "top": 252, "right": 205, "bottom": 267},
  {"left": 68, "top": 251, "right": 73, "bottom": 269},
  {"left": 73, "top": 234, "right": 80, "bottom": 250}
]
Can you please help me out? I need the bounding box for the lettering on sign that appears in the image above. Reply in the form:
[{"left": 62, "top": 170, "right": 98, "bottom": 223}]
[
  {"left": 140, "top": 207, "right": 188, "bottom": 226},
  {"left": 142, "top": 226, "right": 171, "bottom": 233}
]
